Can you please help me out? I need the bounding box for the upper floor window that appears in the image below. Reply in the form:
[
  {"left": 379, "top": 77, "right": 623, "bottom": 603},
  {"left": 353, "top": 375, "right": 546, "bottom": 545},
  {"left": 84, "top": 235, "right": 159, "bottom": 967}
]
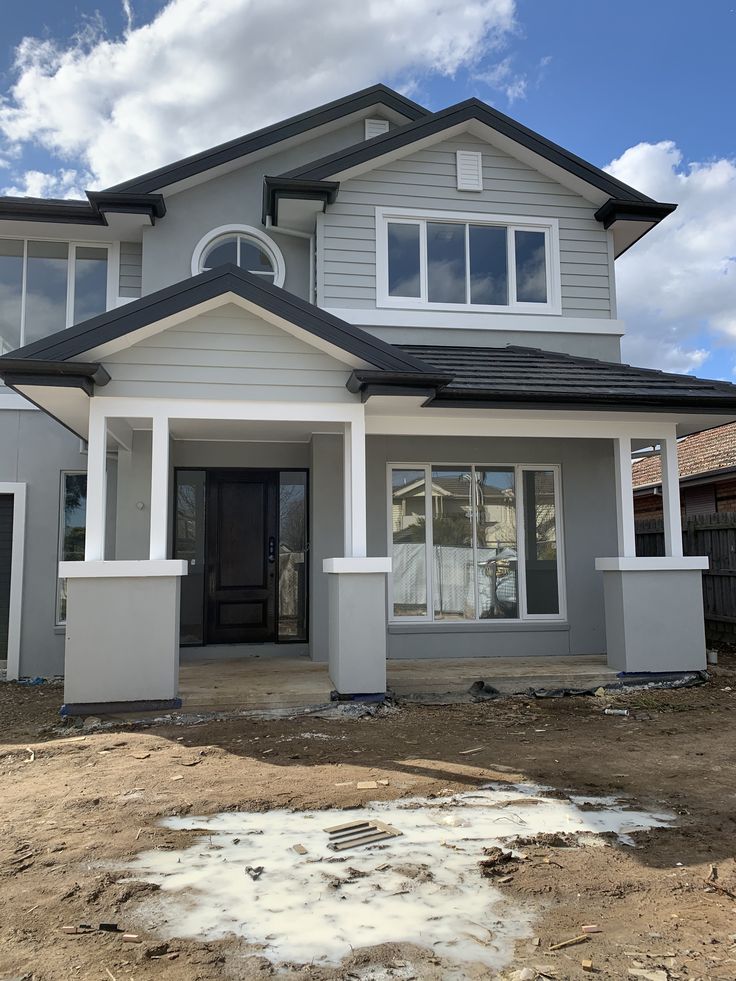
[
  {"left": 191, "top": 224, "right": 286, "bottom": 287},
  {"left": 376, "top": 207, "right": 560, "bottom": 314},
  {"left": 0, "top": 239, "right": 110, "bottom": 353}
]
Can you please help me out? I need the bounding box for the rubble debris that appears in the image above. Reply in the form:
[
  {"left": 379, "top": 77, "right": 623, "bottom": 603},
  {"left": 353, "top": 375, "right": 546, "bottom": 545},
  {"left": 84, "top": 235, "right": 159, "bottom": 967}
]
[
  {"left": 581, "top": 924, "right": 602, "bottom": 933},
  {"left": 549, "top": 934, "right": 589, "bottom": 951},
  {"left": 292, "top": 844, "right": 308, "bottom": 855},
  {"left": 356, "top": 781, "right": 379, "bottom": 790},
  {"left": 582, "top": 959, "right": 594, "bottom": 971},
  {"left": 324, "top": 819, "right": 402, "bottom": 851},
  {"left": 604, "top": 708, "right": 630, "bottom": 717},
  {"left": 478, "top": 847, "right": 520, "bottom": 879},
  {"left": 245, "top": 865, "right": 264, "bottom": 880},
  {"left": 458, "top": 746, "right": 484, "bottom": 755}
]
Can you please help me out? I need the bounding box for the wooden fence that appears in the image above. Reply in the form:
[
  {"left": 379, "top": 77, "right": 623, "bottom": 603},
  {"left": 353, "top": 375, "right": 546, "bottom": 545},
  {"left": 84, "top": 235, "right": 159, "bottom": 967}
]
[{"left": 635, "top": 511, "right": 736, "bottom": 640}]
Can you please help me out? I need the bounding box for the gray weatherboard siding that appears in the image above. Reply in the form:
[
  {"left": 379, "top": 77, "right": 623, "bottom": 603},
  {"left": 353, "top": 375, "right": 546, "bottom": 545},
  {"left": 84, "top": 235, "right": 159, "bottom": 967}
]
[
  {"left": 102, "top": 304, "right": 358, "bottom": 402},
  {"left": 119, "top": 241, "right": 143, "bottom": 298},
  {"left": 319, "top": 136, "right": 613, "bottom": 319}
]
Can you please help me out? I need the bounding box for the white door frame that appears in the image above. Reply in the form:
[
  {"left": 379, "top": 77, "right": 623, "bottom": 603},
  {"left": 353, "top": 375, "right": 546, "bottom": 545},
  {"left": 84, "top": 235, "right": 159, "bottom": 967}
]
[{"left": 0, "top": 482, "right": 26, "bottom": 681}]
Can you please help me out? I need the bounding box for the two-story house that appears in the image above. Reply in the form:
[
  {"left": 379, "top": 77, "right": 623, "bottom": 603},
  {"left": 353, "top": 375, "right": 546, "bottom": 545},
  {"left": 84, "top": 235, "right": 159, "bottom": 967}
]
[{"left": 0, "top": 85, "right": 733, "bottom": 713}]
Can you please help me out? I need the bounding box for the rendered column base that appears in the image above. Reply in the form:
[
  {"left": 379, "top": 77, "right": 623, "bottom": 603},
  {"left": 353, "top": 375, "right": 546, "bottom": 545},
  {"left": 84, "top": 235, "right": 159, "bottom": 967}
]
[
  {"left": 61, "top": 560, "right": 186, "bottom": 707},
  {"left": 324, "top": 557, "right": 391, "bottom": 695},
  {"left": 595, "top": 557, "right": 708, "bottom": 673}
]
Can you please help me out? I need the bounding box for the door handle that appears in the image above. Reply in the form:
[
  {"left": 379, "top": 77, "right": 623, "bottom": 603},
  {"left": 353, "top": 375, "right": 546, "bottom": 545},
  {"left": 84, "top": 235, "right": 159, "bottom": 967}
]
[{"left": 268, "top": 536, "right": 276, "bottom": 564}]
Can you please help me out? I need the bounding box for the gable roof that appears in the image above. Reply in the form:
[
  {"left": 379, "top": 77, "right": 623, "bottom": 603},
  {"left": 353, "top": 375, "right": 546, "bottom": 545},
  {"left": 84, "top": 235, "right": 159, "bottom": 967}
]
[
  {"left": 104, "top": 85, "right": 428, "bottom": 195},
  {"left": 0, "top": 264, "right": 431, "bottom": 374},
  {"left": 632, "top": 423, "right": 736, "bottom": 489},
  {"left": 281, "top": 97, "right": 654, "bottom": 202},
  {"left": 348, "top": 344, "right": 736, "bottom": 413}
]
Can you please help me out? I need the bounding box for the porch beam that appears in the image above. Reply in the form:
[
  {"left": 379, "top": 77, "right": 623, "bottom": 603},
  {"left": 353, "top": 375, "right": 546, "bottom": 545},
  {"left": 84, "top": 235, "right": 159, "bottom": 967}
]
[
  {"left": 149, "top": 414, "right": 170, "bottom": 560},
  {"left": 344, "top": 414, "right": 367, "bottom": 557},
  {"left": 661, "top": 434, "right": 683, "bottom": 558},
  {"left": 84, "top": 407, "right": 107, "bottom": 561},
  {"left": 613, "top": 436, "right": 636, "bottom": 558}
]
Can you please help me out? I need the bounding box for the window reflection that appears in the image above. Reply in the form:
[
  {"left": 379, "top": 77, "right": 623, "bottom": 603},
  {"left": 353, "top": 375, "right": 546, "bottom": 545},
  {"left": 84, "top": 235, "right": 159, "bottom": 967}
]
[
  {"left": 391, "top": 469, "right": 427, "bottom": 617},
  {"left": 278, "top": 472, "right": 307, "bottom": 641},
  {"left": 387, "top": 223, "right": 420, "bottom": 297}
]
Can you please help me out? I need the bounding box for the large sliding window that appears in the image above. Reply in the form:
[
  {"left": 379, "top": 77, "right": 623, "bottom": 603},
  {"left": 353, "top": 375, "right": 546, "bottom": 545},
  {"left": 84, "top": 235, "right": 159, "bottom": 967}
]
[
  {"left": 389, "top": 463, "right": 564, "bottom": 622},
  {"left": 0, "top": 240, "right": 110, "bottom": 353},
  {"left": 377, "top": 208, "right": 560, "bottom": 314}
]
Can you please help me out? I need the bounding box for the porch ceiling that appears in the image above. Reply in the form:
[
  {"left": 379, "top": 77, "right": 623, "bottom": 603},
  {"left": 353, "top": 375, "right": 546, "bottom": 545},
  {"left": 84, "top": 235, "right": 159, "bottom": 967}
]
[{"left": 165, "top": 417, "right": 345, "bottom": 442}]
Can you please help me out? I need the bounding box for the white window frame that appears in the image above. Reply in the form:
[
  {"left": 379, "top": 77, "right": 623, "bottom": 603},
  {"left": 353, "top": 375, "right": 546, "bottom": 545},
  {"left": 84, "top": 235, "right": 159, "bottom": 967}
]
[
  {"left": 376, "top": 207, "right": 561, "bottom": 315},
  {"left": 56, "top": 470, "right": 87, "bottom": 627},
  {"left": 191, "top": 223, "right": 286, "bottom": 286},
  {"left": 0, "top": 235, "right": 115, "bottom": 348},
  {"left": 386, "top": 462, "right": 566, "bottom": 624}
]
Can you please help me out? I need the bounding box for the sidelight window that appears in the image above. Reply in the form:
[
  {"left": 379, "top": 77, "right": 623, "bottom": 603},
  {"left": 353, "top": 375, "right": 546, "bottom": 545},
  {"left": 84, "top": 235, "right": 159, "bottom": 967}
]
[
  {"left": 56, "top": 472, "right": 87, "bottom": 625},
  {"left": 389, "top": 463, "right": 564, "bottom": 622}
]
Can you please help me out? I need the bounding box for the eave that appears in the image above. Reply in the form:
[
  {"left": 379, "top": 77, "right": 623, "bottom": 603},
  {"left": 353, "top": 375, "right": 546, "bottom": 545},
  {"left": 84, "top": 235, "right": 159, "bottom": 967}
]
[{"left": 262, "top": 177, "right": 339, "bottom": 227}]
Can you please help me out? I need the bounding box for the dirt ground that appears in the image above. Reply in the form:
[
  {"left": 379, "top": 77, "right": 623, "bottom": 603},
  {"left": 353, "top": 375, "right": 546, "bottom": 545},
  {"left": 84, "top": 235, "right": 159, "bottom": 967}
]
[{"left": 1, "top": 656, "right": 736, "bottom": 981}]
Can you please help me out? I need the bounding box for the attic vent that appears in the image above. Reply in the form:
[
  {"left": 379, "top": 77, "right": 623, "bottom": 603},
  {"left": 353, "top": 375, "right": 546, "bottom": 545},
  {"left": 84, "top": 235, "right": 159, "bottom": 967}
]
[
  {"left": 456, "top": 150, "right": 483, "bottom": 191},
  {"left": 365, "top": 118, "right": 390, "bottom": 140}
]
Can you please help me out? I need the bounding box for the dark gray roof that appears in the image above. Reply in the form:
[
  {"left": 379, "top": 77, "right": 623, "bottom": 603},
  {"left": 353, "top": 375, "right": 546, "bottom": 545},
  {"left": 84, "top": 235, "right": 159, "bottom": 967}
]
[
  {"left": 105, "top": 85, "right": 428, "bottom": 194},
  {"left": 0, "top": 264, "right": 430, "bottom": 375},
  {"left": 359, "top": 344, "right": 736, "bottom": 413},
  {"left": 282, "top": 98, "right": 660, "bottom": 206},
  {"left": 0, "top": 190, "right": 165, "bottom": 226}
]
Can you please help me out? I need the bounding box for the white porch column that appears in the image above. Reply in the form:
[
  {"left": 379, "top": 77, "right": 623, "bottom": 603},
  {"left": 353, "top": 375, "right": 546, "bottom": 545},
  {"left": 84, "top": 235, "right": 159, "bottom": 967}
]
[
  {"left": 343, "top": 412, "right": 367, "bottom": 558},
  {"left": 661, "top": 435, "right": 683, "bottom": 558},
  {"left": 149, "top": 414, "right": 170, "bottom": 560},
  {"left": 613, "top": 435, "right": 636, "bottom": 558},
  {"left": 84, "top": 406, "right": 107, "bottom": 561}
]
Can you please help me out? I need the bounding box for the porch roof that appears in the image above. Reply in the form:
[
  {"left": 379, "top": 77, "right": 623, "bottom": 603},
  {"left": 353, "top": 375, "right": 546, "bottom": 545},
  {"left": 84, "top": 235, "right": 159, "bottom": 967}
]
[{"left": 349, "top": 344, "right": 736, "bottom": 414}]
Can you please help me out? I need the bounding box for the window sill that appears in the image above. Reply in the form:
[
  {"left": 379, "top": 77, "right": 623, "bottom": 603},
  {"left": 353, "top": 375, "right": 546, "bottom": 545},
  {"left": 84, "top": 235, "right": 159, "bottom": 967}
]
[{"left": 388, "top": 620, "right": 569, "bottom": 634}]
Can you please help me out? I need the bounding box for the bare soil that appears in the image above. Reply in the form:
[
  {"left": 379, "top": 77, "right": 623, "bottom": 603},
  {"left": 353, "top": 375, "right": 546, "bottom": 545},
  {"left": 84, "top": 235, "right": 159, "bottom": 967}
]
[{"left": 1, "top": 656, "right": 736, "bottom": 981}]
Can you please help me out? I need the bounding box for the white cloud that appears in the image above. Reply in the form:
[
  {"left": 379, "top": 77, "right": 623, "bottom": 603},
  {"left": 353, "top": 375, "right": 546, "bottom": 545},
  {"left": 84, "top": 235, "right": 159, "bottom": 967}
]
[
  {"left": 476, "top": 56, "right": 527, "bottom": 102},
  {"left": 0, "top": 0, "right": 516, "bottom": 191},
  {"left": 2, "top": 168, "right": 88, "bottom": 199},
  {"left": 607, "top": 141, "right": 736, "bottom": 374}
]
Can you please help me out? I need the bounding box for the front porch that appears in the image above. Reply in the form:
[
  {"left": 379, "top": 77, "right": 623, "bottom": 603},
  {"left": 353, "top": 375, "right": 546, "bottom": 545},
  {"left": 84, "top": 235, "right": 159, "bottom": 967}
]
[{"left": 177, "top": 652, "right": 617, "bottom": 714}]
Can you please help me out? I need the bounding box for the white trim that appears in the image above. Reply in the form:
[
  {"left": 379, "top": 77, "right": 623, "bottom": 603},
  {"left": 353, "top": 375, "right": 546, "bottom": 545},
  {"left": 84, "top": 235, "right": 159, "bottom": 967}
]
[
  {"left": 93, "top": 395, "right": 365, "bottom": 425},
  {"left": 375, "top": 206, "right": 562, "bottom": 316},
  {"left": 0, "top": 482, "right": 26, "bottom": 681},
  {"left": 60, "top": 559, "right": 187, "bottom": 579},
  {"left": 595, "top": 556, "right": 709, "bottom": 572},
  {"left": 366, "top": 411, "right": 681, "bottom": 442},
  {"left": 661, "top": 435, "right": 683, "bottom": 558},
  {"left": 613, "top": 436, "right": 636, "bottom": 558},
  {"left": 343, "top": 413, "right": 367, "bottom": 557},
  {"left": 386, "top": 461, "right": 566, "bottom": 626},
  {"left": 323, "top": 307, "right": 625, "bottom": 335},
  {"left": 323, "top": 557, "right": 391, "bottom": 574},
  {"left": 190, "top": 223, "right": 286, "bottom": 286},
  {"left": 149, "top": 414, "right": 170, "bottom": 560},
  {"left": 84, "top": 408, "right": 107, "bottom": 561}
]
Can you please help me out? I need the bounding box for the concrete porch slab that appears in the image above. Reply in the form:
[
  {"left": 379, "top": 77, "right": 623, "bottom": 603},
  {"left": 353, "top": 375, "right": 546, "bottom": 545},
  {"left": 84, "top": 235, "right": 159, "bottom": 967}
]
[
  {"left": 387, "top": 655, "right": 616, "bottom": 697},
  {"left": 177, "top": 654, "right": 616, "bottom": 713}
]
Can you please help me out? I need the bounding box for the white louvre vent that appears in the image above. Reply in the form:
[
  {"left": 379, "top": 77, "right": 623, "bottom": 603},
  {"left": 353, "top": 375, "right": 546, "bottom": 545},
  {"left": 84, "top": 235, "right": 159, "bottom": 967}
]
[
  {"left": 365, "top": 118, "right": 390, "bottom": 140},
  {"left": 456, "top": 150, "right": 483, "bottom": 191}
]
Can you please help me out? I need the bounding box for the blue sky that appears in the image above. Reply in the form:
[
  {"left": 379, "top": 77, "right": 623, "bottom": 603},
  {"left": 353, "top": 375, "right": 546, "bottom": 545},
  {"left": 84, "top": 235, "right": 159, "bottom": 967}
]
[{"left": 0, "top": 0, "right": 733, "bottom": 377}]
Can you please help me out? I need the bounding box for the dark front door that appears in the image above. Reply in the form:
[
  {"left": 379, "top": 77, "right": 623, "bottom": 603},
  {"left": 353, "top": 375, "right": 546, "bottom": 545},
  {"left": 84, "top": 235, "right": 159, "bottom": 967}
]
[{"left": 206, "top": 471, "right": 278, "bottom": 644}]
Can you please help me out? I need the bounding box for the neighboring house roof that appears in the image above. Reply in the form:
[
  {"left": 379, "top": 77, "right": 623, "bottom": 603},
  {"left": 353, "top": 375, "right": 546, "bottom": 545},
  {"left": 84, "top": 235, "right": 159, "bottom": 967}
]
[
  {"left": 632, "top": 422, "right": 736, "bottom": 489},
  {"left": 104, "top": 85, "right": 428, "bottom": 194},
  {"left": 0, "top": 264, "right": 434, "bottom": 375},
  {"left": 348, "top": 345, "right": 736, "bottom": 413}
]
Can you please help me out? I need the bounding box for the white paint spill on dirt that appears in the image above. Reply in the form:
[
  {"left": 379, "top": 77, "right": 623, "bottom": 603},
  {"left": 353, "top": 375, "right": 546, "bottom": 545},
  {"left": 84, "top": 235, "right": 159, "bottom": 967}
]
[{"left": 123, "top": 783, "right": 673, "bottom": 972}]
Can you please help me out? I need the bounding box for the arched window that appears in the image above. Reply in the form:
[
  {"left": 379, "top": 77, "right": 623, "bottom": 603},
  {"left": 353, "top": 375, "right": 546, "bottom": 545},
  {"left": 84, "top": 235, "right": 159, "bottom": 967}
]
[{"left": 191, "top": 225, "right": 285, "bottom": 286}]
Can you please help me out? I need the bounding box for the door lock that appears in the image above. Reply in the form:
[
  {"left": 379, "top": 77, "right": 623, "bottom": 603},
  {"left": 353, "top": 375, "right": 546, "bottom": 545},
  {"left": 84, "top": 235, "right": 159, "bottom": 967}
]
[{"left": 268, "top": 536, "right": 276, "bottom": 564}]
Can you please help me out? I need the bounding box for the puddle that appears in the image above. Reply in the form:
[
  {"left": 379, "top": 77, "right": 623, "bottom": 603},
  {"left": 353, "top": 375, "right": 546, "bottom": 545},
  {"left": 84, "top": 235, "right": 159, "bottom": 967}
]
[{"left": 124, "top": 783, "right": 672, "bottom": 972}]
